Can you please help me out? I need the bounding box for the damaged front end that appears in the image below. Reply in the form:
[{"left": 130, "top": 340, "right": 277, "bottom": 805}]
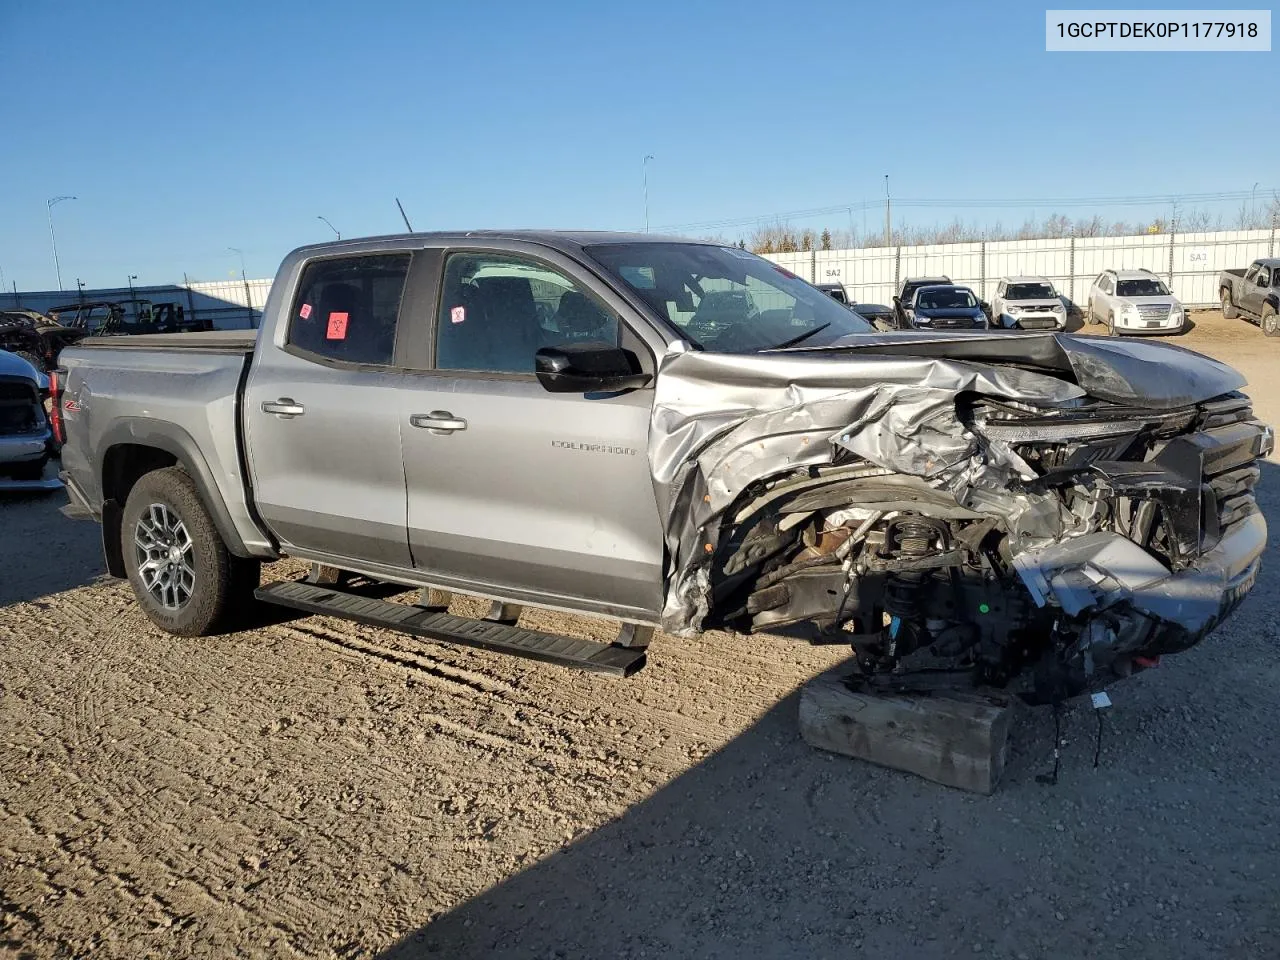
[{"left": 653, "top": 335, "right": 1272, "bottom": 703}]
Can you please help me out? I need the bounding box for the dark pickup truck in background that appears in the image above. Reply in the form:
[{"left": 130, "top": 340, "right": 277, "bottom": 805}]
[
  {"left": 1220, "top": 258, "right": 1280, "bottom": 336},
  {"left": 54, "top": 231, "right": 1271, "bottom": 705}
]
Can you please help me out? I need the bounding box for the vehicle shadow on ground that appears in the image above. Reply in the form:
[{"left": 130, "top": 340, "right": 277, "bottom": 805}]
[
  {"left": 378, "top": 467, "right": 1280, "bottom": 960},
  {"left": 0, "top": 490, "right": 104, "bottom": 607}
]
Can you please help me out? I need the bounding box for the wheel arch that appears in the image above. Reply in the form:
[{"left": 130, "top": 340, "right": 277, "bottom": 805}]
[{"left": 97, "top": 419, "right": 251, "bottom": 577}]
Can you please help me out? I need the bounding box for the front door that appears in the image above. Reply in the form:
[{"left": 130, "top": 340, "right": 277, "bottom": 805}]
[
  {"left": 398, "top": 247, "right": 663, "bottom": 620},
  {"left": 244, "top": 252, "right": 414, "bottom": 568}
]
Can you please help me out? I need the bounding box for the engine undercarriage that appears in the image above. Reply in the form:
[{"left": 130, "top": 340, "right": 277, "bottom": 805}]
[{"left": 709, "top": 393, "right": 1269, "bottom": 703}]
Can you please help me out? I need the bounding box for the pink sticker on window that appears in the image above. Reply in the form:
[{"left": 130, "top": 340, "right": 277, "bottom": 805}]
[
  {"left": 451, "top": 305, "right": 466, "bottom": 324},
  {"left": 326, "top": 312, "right": 349, "bottom": 340},
  {"left": 299, "top": 303, "right": 313, "bottom": 319}
]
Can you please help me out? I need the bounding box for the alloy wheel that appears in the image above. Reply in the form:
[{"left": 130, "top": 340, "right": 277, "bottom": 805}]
[{"left": 134, "top": 502, "right": 196, "bottom": 610}]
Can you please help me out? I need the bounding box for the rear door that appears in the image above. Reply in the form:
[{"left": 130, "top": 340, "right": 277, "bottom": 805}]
[
  {"left": 1243, "top": 263, "right": 1267, "bottom": 315},
  {"left": 244, "top": 251, "right": 415, "bottom": 567},
  {"left": 395, "top": 244, "right": 664, "bottom": 620}
]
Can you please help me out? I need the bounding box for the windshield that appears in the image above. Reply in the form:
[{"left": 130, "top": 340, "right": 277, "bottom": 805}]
[
  {"left": 587, "top": 243, "right": 872, "bottom": 352},
  {"left": 1005, "top": 282, "right": 1056, "bottom": 300},
  {"left": 916, "top": 288, "right": 977, "bottom": 309},
  {"left": 1116, "top": 278, "right": 1169, "bottom": 297}
]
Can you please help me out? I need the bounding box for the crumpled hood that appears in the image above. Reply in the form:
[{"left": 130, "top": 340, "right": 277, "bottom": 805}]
[
  {"left": 793, "top": 330, "right": 1245, "bottom": 409},
  {"left": 649, "top": 334, "right": 1250, "bottom": 633}
]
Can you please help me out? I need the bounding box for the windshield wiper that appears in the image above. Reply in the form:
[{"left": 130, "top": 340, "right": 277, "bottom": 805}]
[{"left": 766, "top": 322, "right": 831, "bottom": 351}]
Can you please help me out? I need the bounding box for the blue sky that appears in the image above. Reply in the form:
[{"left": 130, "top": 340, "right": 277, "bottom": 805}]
[{"left": 1, "top": 0, "right": 1274, "bottom": 288}]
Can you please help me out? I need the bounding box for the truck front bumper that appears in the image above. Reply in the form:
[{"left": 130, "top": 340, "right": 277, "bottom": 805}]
[{"left": 1016, "top": 508, "right": 1266, "bottom": 656}]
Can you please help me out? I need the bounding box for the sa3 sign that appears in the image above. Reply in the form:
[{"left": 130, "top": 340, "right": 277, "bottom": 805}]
[{"left": 1188, "top": 249, "right": 1209, "bottom": 264}]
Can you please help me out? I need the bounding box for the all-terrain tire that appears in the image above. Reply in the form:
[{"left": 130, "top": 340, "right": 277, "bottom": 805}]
[
  {"left": 122, "top": 466, "right": 260, "bottom": 636},
  {"left": 1221, "top": 288, "right": 1238, "bottom": 320},
  {"left": 1263, "top": 303, "right": 1280, "bottom": 338}
]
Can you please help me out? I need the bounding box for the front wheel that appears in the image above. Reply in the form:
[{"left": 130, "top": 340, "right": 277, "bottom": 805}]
[
  {"left": 122, "top": 466, "right": 260, "bottom": 636},
  {"left": 1263, "top": 304, "right": 1279, "bottom": 337},
  {"left": 1221, "top": 289, "right": 1238, "bottom": 320},
  {"left": 1107, "top": 312, "right": 1120, "bottom": 337}
]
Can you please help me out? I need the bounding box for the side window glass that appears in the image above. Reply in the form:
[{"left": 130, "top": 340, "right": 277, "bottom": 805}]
[
  {"left": 436, "top": 253, "right": 619, "bottom": 374},
  {"left": 1258, "top": 268, "right": 1270, "bottom": 287},
  {"left": 287, "top": 254, "right": 411, "bottom": 365}
]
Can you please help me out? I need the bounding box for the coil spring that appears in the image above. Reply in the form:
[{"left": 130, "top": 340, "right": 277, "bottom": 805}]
[{"left": 882, "top": 518, "right": 948, "bottom": 626}]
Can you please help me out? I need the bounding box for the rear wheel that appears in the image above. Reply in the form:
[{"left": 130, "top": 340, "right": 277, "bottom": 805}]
[
  {"left": 1263, "top": 304, "right": 1279, "bottom": 337},
  {"left": 122, "top": 466, "right": 260, "bottom": 636},
  {"left": 1221, "top": 288, "right": 1238, "bottom": 320}
]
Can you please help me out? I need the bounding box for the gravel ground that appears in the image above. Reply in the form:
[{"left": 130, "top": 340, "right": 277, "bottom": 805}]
[{"left": 2, "top": 312, "right": 1278, "bottom": 959}]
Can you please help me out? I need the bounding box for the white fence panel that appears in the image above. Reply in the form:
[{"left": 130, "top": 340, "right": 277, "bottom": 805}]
[{"left": 763, "top": 226, "right": 1277, "bottom": 309}]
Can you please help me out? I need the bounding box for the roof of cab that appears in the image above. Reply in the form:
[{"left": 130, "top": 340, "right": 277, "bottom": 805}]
[{"left": 288, "top": 230, "right": 718, "bottom": 259}]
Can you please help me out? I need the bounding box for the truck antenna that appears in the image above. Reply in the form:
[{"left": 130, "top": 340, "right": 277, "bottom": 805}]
[{"left": 395, "top": 198, "right": 414, "bottom": 233}]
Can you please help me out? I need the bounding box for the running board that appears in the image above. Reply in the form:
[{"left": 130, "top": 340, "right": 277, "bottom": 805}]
[{"left": 255, "top": 580, "right": 647, "bottom": 677}]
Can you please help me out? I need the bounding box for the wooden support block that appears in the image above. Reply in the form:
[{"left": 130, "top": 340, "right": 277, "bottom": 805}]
[
  {"left": 799, "top": 664, "right": 1016, "bottom": 794},
  {"left": 416, "top": 586, "right": 452, "bottom": 611}
]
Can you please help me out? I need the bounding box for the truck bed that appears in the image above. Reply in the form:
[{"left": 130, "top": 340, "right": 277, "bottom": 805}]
[{"left": 71, "top": 330, "right": 257, "bottom": 353}]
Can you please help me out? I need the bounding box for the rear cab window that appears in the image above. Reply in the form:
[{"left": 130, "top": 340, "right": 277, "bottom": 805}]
[{"left": 287, "top": 254, "right": 412, "bottom": 365}]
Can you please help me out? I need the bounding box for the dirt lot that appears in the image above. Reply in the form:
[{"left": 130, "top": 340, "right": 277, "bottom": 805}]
[{"left": 3, "top": 312, "right": 1279, "bottom": 960}]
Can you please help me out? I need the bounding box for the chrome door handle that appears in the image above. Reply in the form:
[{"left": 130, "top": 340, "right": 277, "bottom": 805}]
[
  {"left": 262, "top": 398, "right": 306, "bottom": 417},
  {"left": 410, "top": 411, "right": 467, "bottom": 433}
]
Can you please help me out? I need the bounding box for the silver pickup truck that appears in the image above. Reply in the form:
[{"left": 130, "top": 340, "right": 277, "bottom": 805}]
[{"left": 56, "top": 232, "right": 1272, "bottom": 703}]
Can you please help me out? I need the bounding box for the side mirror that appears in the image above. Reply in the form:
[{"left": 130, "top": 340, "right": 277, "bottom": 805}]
[{"left": 535, "top": 342, "right": 652, "bottom": 394}]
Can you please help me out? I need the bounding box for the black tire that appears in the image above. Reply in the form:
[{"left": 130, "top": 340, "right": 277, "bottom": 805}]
[
  {"left": 1221, "top": 288, "right": 1238, "bottom": 320},
  {"left": 12, "top": 350, "right": 45, "bottom": 373},
  {"left": 1107, "top": 312, "right": 1120, "bottom": 337},
  {"left": 121, "top": 466, "right": 260, "bottom": 636},
  {"left": 1263, "top": 304, "right": 1280, "bottom": 338}
]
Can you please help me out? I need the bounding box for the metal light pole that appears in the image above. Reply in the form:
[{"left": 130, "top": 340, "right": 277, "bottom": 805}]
[
  {"left": 228, "top": 247, "right": 255, "bottom": 329},
  {"left": 643, "top": 155, "right": 655, "bottom": 233},
  {"left": 318, "top": 215, "right": 340, "bottom": 239},
  {"left": 883, "top": 175, "right": 891, "bottom": 248},
  {"left": 47, "top": 195, "right": 77, "bottom": 290},
  {"left": 127, "top": 274, "right": 137, "bottom": 301}
]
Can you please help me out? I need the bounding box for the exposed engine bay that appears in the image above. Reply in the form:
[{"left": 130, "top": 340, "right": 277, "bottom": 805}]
[{"left": 650, "top": 333, "right": 1272, "bottom": 704}]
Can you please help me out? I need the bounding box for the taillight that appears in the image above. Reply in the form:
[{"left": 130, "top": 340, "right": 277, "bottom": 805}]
[{"left": 49, "top": 369, "right": 66, "bottom": 445}]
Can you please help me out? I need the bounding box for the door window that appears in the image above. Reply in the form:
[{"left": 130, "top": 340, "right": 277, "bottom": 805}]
[
  {"left": 436, "top": 252, "right": 619, "bottom": 374},
  {"left": 287, "top": 254, "right": 411, "bottom": 365},
  {"left": 1257, "top": 267, "right": 1271, "bottom": 287}
]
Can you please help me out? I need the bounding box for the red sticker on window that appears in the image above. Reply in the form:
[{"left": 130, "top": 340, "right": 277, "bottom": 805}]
[
  {"left": 326, "top": 312, "right": 349, "bottom": 340},
  {"left": 451, "top": 305, "right": 466, "bottom": 324},
  {"left": 299, "top": 303, "right": 312, "bottom": 319}
]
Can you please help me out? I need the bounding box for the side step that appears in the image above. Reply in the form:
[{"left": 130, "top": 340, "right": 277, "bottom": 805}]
[{"left": 255, "top": 580, "right": 647, "bottom": 678}]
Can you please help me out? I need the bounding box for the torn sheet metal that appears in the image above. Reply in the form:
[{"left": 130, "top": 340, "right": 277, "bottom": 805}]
[{"left": 647, "top": 334, "right": 1257, "bottom": 635}]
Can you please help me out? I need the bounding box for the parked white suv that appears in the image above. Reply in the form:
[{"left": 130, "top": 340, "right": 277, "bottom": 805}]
[
  {"left": 992, "top": 276, "right": 1067, "bottom": 330},
  {"left": 1086, "top": 269, "right": 1185, "bottom": 336}
]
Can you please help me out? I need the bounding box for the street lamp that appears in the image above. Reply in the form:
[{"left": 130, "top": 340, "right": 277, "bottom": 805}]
[
  {"left": 47, "top": 195, "right": 77, "bottom": 290},
  {"left": 317, "top": 215, "right": 341, "bottom": 240},
  {"left": 127, "top": 274, "right": 138, "bottom": 302},
  {"left": 643, "top": 155, "right": 655, "bottom": 233}
]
